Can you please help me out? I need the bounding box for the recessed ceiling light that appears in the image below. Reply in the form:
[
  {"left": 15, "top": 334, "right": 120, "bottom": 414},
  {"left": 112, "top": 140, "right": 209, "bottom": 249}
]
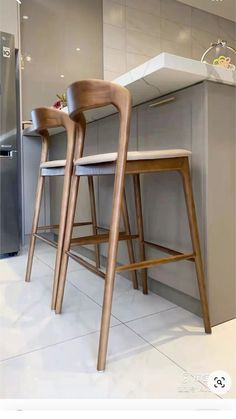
[
  {"left": 23, "top": 15, "right": 29, "bottom": 20},
  {"left": 25, "top": 55, "right": 32, "bottom": 62},
  {"left": 60, "top": 74, "right": 65, "bottom": 78},
  {"left": 76, "top": 47, "right": 80, "bottom": 51}
]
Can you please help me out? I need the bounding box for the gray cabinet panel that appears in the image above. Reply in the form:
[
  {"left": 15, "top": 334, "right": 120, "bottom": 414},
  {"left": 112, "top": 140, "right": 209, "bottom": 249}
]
[
  {"left": 136, "top": 88, "right": 202, "bottom": 298},
  {"left": 206, "top": 82, "right": 236, "bottom": 325},
  {"left": 94, "top": 86, "right": 206, "bottom": 298}
]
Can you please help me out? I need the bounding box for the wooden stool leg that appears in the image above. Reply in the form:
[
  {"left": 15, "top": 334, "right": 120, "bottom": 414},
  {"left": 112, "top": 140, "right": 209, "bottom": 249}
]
[
  {"left": 55, "top": 175, "right": 80, "bottom": 314},
  {"left": 122, "top": 191, "right": 138, "bottom": 289},
  {"left": 51, "top": 169, "right": 73, "bottom": 310},
  {"left": 88, "top": 176, "right": 100, "bottom": 270},
  {"left": 133, "top": 174, "right": 148, "bottom": 294},
  {"left": 97, "top": 179, "right": 125, "bottom": 371},
  {"left": 181, "top": 159, "right": 211, "bottom": 334},
  {"left": 25, "top": 174, "right": 45, "bottom": 282}
]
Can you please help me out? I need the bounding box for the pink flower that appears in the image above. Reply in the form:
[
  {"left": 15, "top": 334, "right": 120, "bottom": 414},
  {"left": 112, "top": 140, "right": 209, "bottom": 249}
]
[{"left": 53, "top": 100, "right": 62, "bottom": 109}]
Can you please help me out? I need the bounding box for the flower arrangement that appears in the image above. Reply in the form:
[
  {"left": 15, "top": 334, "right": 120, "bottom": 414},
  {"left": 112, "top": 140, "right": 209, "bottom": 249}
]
[
  {"left": 53, "top": 93, "right": 67, "bottom": 110},
  {"left": 213, "top": 55, "right": 236, "bottom": 70},
  {"left": 201, "top": 40, "right": 236, "bottom": 71}
]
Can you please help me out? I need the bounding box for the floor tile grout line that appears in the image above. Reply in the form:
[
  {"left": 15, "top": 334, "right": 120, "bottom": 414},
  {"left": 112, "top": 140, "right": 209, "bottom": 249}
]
[
  {"left": 68, "top": 280, "right": 122, "bottom": 326},
  {"left": 123, "top": 321, "right": 222, "bottom": 400},
  {"left": 0, "top": 323, "right": 121, "bottom": 366},
  {"left": 124, "top": 305, "right": 179, "bottom": 324},
  {"left": 68, "top": 279, "right": 123, "bottom": 325},
  {"left": 67, "top": 279, "right": 122, "bottom": 325},
  {"left": 35, "top": 253, "right": 87, "bottom": 274},
  {"left": 67, "top": 278, "right": 179, "bottom": 324},
  {"left": 34, "top": 254, "right": 54, "bottom": 271}
]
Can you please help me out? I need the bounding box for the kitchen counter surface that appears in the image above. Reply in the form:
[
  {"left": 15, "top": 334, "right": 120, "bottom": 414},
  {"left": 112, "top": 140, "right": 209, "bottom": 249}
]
[{"left": 23, "top": 52, "right": 236, "bottom": 136}]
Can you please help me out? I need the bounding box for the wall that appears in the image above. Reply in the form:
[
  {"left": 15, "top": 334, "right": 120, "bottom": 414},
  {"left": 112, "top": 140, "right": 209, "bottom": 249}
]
[
  {"left": 20, "top": 0, "right": 103, "bottom": 120},
  {"left": 21, "top": 0, "right": 103, "bottom": 239},
  {"left": 177, "top": 0, "right": 236, "bottom": 22},
  {"left": 103, "top": 0, "right": 236, "bottom": 80},
  {"left": 0, "top": 0, "right": 20, "bottom": 48}
]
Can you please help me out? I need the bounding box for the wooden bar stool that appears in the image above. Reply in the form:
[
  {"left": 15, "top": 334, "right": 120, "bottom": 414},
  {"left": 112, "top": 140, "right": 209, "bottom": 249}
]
[
  {"left": 25, "top": 107, "right": 101, "bottom": 309},
  {"left": 25, "top": 107, "right": 138, "bottom": 308},
  {"left": 56, "top": 79, "right": 211, "bottom": 371}
]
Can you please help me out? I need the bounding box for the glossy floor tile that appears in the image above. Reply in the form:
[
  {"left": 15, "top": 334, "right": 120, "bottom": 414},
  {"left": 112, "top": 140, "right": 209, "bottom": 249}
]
[
  {"left": 35, "top": 247, "right": 85, "bottom": 272},
  {"left": 0, "top": 274, "right": 120, "bottom": 361},
  {"left": 68, "top": 269, "right": 176, "bottom": 322},
  {"left": 0, "top": 324, "right": 217, "bottom": 399},
  {"left": 0, "top": 243, "right": 234, "bottom": 399},
  {"left": 0, "top": 252, "right": 53, "bottom": 283},
  {"left": 0, "top": 246, "right": 119, "bottom": 362},
  {"left": 127, "top": 307, "right": 236, "bottom": 398}
]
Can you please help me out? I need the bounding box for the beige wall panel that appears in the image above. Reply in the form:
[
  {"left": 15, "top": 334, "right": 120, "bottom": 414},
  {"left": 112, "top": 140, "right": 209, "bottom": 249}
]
[
  {"left": 20, "top": 0, "right": 103, "bottom": 119},
  {"left": 0, "top": 0, "right": 19, "bottom": 48}
]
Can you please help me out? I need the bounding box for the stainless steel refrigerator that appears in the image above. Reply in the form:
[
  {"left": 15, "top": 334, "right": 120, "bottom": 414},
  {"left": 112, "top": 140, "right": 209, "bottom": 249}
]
[{"left": 0, "top": 32, "right": 20, "bottom": 257}]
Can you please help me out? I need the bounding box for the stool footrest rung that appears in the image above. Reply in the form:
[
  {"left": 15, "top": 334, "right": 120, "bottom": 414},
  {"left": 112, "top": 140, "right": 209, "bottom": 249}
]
[
  {"left": 144, "top": 240, "right": 195, "bottom": 261},
  {"left": 95, "top": 225, "right": 109, "bottom": 232},
  {"left": 67, "top": 251, "right": 105, "bottom": 279},
  {"left": 37, "top": 221, "right": 92, "bottom": 231},
  {"left": 116, "top": 253, "right": 195, "bottom": 272},
  {"left": 71, "top": 232, "right": 138, "bottom": 246},
  {"left": 33, "top": 233, "right": 57, "bottom": 248}
]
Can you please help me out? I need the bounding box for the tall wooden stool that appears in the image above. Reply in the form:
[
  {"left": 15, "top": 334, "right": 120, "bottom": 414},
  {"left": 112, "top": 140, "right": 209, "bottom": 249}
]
[
  {"left": 56, "top": 80, "right": 211, "bottom": 371},
  {"left": 25, "top": 107, "right": 138, "bottom": 309},
  {"left": 25, "top": 107, "right": 100, "bottom": 309}
]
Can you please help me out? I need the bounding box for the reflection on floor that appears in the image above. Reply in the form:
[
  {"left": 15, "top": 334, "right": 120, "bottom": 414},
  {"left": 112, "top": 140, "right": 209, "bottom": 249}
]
[{"left": 0, "top": 243, "right": 235, "bottom": 399}]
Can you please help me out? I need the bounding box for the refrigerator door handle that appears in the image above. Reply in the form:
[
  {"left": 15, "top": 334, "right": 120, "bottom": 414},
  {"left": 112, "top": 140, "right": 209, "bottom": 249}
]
[{"left": 10, "top": 150, "right": 18, "bottom": 158}]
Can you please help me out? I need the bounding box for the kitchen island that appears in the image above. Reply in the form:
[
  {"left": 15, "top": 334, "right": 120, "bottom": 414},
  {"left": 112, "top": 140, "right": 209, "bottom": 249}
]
[{"left": 22, "top": 53, "right": 236, "bottom": 326}]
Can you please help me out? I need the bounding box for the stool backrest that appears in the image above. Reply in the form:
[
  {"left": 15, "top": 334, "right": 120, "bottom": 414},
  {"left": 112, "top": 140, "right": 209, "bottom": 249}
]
[
  {"left": 67, "top": 79, "right": 132, "bottom": 167},
  {"left": 31, "top": 107, "right": 86, "bottom": 166}
]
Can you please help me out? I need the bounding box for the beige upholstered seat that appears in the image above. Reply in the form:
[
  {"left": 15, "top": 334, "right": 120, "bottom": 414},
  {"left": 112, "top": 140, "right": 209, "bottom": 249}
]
[
  {"left": 75, "top": 149, "right": 191, "bottom": 166},
  {"left": 40, "top": 159, "right": 66, "bottom": 169},
  {"left": 41, "top": 150, "right": 192, "bottom": 169}
]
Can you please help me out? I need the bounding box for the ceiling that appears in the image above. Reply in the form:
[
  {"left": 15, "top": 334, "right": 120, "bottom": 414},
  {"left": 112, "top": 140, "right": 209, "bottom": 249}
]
[{"left": 177, "top": 0, "right": 236, "bottom": 22}]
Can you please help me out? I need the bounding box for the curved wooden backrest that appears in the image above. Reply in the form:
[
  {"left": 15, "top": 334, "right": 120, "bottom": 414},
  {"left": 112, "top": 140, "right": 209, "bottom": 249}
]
[
  {"left": 32, "top": 107, "right": 75, "bottom": 132},
  {"left": 67, "top": 79, "right": 131, "bottom": 117},
  {"left": 67, "top": 79, "right": 132, "bottom": 168},
  {"left": 31, "top": 107, "right": 86, "bottom": 166}
]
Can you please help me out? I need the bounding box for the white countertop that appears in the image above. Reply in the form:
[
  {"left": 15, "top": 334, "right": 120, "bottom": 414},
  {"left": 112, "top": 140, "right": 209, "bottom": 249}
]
[
  {"left": 115, "top": 52, "right": 236, "bottom": 103},
  {"left": 23, "top": 52, "right": 236, "bottom": 136}
]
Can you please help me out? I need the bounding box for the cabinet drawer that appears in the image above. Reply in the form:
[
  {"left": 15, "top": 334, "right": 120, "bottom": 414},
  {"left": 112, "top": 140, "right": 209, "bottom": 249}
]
[{"left": 137, "top": 88, "right": 192, "bottom": 151}]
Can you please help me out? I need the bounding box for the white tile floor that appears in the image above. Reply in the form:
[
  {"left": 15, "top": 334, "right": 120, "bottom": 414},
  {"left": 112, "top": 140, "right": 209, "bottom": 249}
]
[{"left": 0, "top": 243, "right": 235, "bottom": 399}]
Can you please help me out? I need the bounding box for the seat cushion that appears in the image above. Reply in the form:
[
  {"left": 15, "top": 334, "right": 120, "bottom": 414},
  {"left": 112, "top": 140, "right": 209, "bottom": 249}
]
[
  {"left": 40, "top": 159, "right": 66, "bottom": 169},
  {"left": 75, "top": 149, "right": 191, "bottom": 166}
]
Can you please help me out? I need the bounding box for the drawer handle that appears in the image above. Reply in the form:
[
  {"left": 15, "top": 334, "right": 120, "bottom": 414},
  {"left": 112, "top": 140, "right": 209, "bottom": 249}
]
[{"left": 149, "top": 97, "right": 176, "bottom": 108}]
